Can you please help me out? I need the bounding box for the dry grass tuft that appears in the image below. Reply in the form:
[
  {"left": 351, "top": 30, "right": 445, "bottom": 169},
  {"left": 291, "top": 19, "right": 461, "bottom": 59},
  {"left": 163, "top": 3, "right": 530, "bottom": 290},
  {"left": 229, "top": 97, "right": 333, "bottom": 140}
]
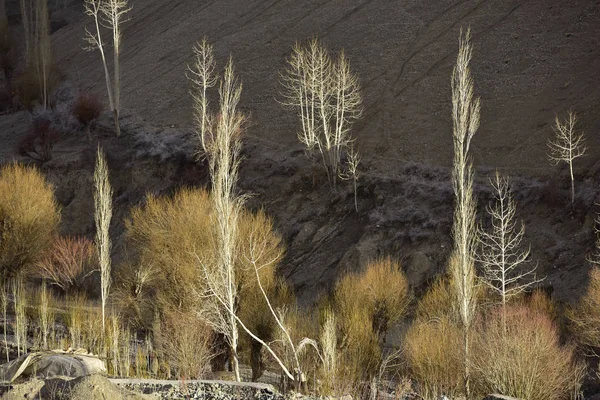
[{"left": 65, "top": 293, "right": 87, "bottom": 349}]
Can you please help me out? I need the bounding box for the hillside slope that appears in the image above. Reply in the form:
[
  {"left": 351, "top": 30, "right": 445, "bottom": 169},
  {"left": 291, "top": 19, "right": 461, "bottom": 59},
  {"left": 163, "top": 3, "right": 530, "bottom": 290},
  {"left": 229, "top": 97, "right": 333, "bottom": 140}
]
[
  {"left": 0, "top": 0, "right": 599, "bottom": 306},
  {"left": 49, "top": 0, "right": 600, "bottom": 175}
]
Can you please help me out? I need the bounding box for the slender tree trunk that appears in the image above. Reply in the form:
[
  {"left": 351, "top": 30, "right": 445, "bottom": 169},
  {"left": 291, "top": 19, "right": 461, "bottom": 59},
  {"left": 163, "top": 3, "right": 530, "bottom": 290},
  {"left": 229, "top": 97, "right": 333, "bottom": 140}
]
[
  {"left": 113, "top": 21, "right": 121, "bottom": 137},
  {"left": 569, "top": 161, "right": 575, "bottom": 207},
  {"left": 1, "top": 282, "right": 9, "bottom": 362},
  {"left": 353, "top": 177, "right": 358, "bottom": 212}
]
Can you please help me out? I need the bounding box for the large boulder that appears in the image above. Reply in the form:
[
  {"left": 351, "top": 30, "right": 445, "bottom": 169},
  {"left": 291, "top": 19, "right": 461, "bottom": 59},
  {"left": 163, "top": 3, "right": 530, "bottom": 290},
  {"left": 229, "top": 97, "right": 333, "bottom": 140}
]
[{"left": 0, "top": 349, "right": 106, "bottom": 383}]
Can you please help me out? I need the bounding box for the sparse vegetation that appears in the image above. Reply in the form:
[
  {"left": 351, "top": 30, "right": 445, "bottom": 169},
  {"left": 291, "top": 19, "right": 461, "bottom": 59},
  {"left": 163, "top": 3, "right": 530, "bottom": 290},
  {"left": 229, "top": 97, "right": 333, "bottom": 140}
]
[
  {"left": 72, "top": 92, "right": 104, "bottom": 142},
  {"left": 280, "top": 38, "right": 363, "bottom": 189}
]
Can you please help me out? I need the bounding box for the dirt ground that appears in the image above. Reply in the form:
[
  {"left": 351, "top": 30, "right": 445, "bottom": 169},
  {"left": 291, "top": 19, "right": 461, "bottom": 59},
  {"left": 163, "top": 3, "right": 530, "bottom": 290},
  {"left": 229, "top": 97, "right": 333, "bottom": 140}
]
[{"left": 0, "top": 0, "right": 599, "bottom": 306}]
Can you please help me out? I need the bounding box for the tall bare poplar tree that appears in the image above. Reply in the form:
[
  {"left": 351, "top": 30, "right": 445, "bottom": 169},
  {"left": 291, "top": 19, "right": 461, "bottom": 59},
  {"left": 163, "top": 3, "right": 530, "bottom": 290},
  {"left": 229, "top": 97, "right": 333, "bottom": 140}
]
[
  {"left": 100, "top": 0, "right": 130, "bottom": 137},
  {"left": 84, "top": 0, "right": 131, "bottom": 137},
  {"left": 19, "top": 0, "right": 34, "bottom": 66},
  {"left": 191, "top": 55, "right": 245, "bottom": 381},
  {"left": 94, "top": 146, "right": 113, "bottom": 331},
  {"left": 449, "top": 28, "right": 480, "bottom": 399},
  {"left": 84, "top": 0, "right": 114, "bottom": 117}
]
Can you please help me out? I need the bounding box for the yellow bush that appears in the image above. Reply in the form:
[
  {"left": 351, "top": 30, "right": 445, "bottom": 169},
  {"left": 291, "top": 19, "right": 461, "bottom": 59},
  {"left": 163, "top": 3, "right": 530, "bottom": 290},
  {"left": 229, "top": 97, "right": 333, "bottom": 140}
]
[
  {"left": 120, "top": 187, "right": 286, "bottom": 353},
  {"left": 323, "top": 257, "right": 409, "bottom": 394},
  {"left": 156, "top": 309, "right": 213, "bottom": 380},
  {"left": 238, "top": 278, "right": 295, "bottom": 381},
  {"left": 404, "top": 316, "right": 464, "bottom": 399},
  {"left": 473, "top": 305, "right": 583, "bottom": 400},
  {"left": 0, "top": 163, "right": 60, "bottom": 279},
  {"left": 568, "top": 266, "right": 600, "bottom": 348},
  {"left": 336, "top": 257, "right": 411, "bottom": 340},
  {"left": 415, "top": 275, "right": 457, "bottom": 323},
  {"left": 524, "top": 288, "right": 558, "bottom": 321}
]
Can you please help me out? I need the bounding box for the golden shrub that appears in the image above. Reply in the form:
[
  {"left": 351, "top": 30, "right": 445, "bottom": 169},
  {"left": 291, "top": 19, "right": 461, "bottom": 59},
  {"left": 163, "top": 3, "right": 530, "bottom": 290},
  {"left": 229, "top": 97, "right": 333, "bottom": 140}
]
[
  {"left": 156, "top": 308, "right": 213, "bottom": 380},
  {"left": 120, "top": 187, "right": 285, "bottom": 330},
  {"left": 335, "top": 257, "right": 411, "bottom": 340},
  {"left": 404, "top": 316, "right": 464, "bottom": 399},
  {"left": 473, "top": 305, "right": 583, "bottom": 400},
  {"left": 0, "top": 163, "right": 60, "bottom": 279},
  {"left": 568, "top": 266, "right": 600, "bottom": 348},
  {"left": 415, "top": 275, "right": 457, "bottom": 323}
]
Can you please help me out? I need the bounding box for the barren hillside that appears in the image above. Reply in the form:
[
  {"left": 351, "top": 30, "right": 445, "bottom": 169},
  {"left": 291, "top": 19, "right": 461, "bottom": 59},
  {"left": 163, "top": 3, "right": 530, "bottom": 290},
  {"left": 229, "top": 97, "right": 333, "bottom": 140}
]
[
  {"left": 47, "top": 0, "right": 600, "bottom": 174},
  {"left": 1, "top": 0, "right": 599, "bottom": 306}
]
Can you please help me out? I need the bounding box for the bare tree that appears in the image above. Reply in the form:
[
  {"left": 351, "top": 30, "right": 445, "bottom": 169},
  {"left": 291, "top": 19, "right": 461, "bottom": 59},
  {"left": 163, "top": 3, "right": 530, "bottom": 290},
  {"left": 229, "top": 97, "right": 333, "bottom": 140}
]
[
  {"left": 340, "top": 145, "right": 360, "bottom": 212},
  {"left": 195, "top": 57, "right": 246, "bottom": 382},
  {"left": 547, "top": 110, "right": 586, "bottom": 206},
  {"left": 187, "top": 37, "right": 217, "bottom": 158},
  {"left": 100, "top": 0, "right": 131, "bottom": 137},
  {"left": 243, "top": 225, "right": 316, "bottom": 390},
  {"left": 84, "top": 0, "right": 131, "bottom": 137},
  {"left": 477, "top": 172, "right": 541, "bottom": 325},
  {"left": 94, "top": 146, "right": 113, "bottom": 331},
  {"left": 280, "top": 39, "right": 362, "bottom": 189},
  {"left": 84, "top": 0, "right": 114, "bottom": 120},
  {"left": 449, "top": 28, "right": 480, "bottom": 400}
]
